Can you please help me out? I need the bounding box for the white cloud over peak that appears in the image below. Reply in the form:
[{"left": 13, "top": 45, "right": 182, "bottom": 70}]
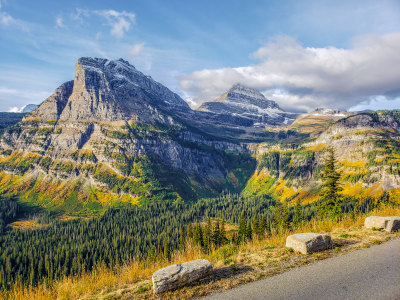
[
  {"left": 128, "top": 42, "right": 145, "bottom": 57},
  {"left": 7, "top": 106, "right": 20, "bottom": 113},
  {"left": 94, "top": 10, "right": 135, "bottom": 38},
  {"left": 179, "top": 33, "right": 400, "bottom": 112},
  {"left": 70, "top": 8, "right": 135, "bottom": 38}
]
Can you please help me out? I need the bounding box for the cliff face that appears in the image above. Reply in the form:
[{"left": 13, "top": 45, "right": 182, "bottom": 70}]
[
  {"left": 1, "top": 57, "right": 399, "bottom": 214},
  {"left": 245, "top": 110, "right": 400, "bottom": 203},
  {"left": 289, "top": 108, "right": 355, "bottom": 137},
  {"left": 0, "top": 58, "right": 255, "bottom": 213}
]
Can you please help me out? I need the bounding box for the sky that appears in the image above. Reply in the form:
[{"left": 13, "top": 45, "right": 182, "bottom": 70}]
[{"left": 0, "top": 0, "right": 400, "bottom": 113}]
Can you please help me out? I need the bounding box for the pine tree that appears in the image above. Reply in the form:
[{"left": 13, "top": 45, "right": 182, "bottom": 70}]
[
  {"left": 193, "top": 224, "right": 203, "bottom": 247},
  {"left": 179, "top": 226, "right": 185, "bottom": 250},
  {"left": 274, "top": 200, "right": 289, "bottom": 231},
  {"left": 319, "top": 147, "right": 343, "bottom": 219},
  {"left": 293, "top": 198, "right": 302, "bottom": 226},
  {"left": 212, "top": 220, "right": 221, "bottom": 246},
  {"left": 148, "top": 245, "right": 157, "bottom": 262},
  {"left": 238, "top": 210, "right": 247, "bottom": 243},
  {"left": 252, "top": 213, "right": 260, "bottom": 239},
  {"left": 203, "top": 217, "right": 212, "bottom": 251},
  {"left": 187, "top": 222, "right": 193, "bottom": 240},
  {"left": 220, "top": 218, "right": 226, "bottom": 245},
  {"left": 232, "top": 232, "right": 238, "bottom": 244},
  {"left": 163, "top": 238, "right": 170, "bottom": 261},
  {"left": 246, "top": 222, "right": 252, "bottom": 241},
  {"left": 260, "top": 214, "right": 267, "bottom": 237}
]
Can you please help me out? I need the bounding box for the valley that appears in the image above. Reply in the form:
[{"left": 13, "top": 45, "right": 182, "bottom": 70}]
[{"left": 0, "top": 57, "right": 399, "bottom": 298}]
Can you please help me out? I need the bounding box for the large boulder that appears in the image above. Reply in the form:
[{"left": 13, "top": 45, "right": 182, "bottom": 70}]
[
  {"left": 152, "top": 259, "right": 213, "bottom": 294},
  {"left": 364, "top": 216, "right": 400, "bottom": 232},
  {"left": 286, "top": 233, "right": 332, "bottom": 254}
]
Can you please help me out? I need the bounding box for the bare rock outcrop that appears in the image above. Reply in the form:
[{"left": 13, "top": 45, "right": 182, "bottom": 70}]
[
  {"left": 286, "top": 233, "right": 332, "bottom": 254},
  {"left": 364, "top": 216, "right": 400, "bottom": 232},
  {"left": 152, "top": 259, "right": 213, "bottom": 294}
]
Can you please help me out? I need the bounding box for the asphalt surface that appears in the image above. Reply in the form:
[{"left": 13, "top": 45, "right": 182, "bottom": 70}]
[{"left": 204, "top": 239, "right": 400, "bottom": 300}]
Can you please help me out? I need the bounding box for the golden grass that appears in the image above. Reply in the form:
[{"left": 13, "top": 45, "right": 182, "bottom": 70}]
[
  {"left": 1, "top": 205, "right": 399, "bottom": 300},
  {"left": 8, "top": 220, "right": 47, "bottom": 230}
]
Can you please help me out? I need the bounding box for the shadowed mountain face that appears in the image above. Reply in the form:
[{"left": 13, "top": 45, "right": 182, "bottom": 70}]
[{"left": 197, "top": 84, "right": 298, "bottom": 127}]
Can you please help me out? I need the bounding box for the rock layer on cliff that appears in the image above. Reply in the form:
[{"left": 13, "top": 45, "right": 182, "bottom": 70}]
[{"left": 0, "top": 58, "right": 255, "bottom": 213}]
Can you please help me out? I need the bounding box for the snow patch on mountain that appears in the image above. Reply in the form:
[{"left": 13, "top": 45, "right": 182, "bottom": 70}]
[
  {"left": 198, "top": 84, "right": 297, "bottom": 126},
  {"left": 312, "top": 108, "right": 348, "bottom": 117}
]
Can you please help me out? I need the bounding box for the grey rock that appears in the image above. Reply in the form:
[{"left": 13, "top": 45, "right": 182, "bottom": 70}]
[
  {"left": 286, "top": 233, "right": 332, "bottom": 254},
  {"left": 20, "top": 104, "right": 38, "bottom": 113},
  {"left": 364, "top": 216, "right": 400, "bottom": 232},
  {"left": 197, "top": 84, "right": 298, "bottom": 127},
  {"left": 152, "top": 259, "right": 213, "bottom": 294},
  {"left": 0, "top": 57, "right": 253, "bottom": 200},
  {"left": 385, "top": 217, "right": 400, "bottom": 232}
]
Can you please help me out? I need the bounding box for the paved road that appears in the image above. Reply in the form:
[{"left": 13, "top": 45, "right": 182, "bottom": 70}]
[{"left": 205, "top": 239, "right": 400, "bottom": 300}]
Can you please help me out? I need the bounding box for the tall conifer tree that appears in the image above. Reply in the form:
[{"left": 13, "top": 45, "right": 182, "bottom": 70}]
[{"left": 319, "top": 147, "right": 343, "bottom": 219}]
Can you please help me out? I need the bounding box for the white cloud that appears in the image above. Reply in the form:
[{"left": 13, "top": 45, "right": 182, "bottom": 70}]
[
  {"left": 94, "top": 10, "right": 135, "bottom": 38},
  {"left": 7, "top": 106, "right": 19, "bottom": 112},
  {"left": 0, "top": 11, "right": 14, "bottom": 25},
  {"left": 55, "top": 16, "right": 66, "bottom": 29},
  {"left": 71, "top": 8, "right": 89, "bottom": 22},
  {"left": 128, "top": 42, "right": 145, "bottom": 57},
  {"left": 0, "top": 86, "right": 48, "bottom": 111},
  {"left": 179, "top": 33, "right": 400, "bottom": 112},
  {"left": 70, "top": 9, "right": 135, "bottom": 38},
  {"left": 0, "top": 4, "right": 29, "bottom": 31}
]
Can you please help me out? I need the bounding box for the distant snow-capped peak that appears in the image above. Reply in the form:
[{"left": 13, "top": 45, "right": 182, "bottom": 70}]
[{"left": 7, "top": 104, "right": 37, "bottom": 113}]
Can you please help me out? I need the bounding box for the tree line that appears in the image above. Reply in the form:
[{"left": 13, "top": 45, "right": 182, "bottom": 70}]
[{"left": 0, "top": 147, "right": 397, "bottom": 290}]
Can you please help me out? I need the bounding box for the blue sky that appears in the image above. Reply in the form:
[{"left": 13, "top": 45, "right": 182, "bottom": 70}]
[{"left": 1, "top": 0, "right": 400, "bottom": 112}]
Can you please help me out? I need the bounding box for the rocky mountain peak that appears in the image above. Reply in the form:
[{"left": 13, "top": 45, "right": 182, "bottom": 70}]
[
  {"left": 74, "top": 57, "right": 189, "bottom": 111},
  {"left": 20, "top": 104, "right": 38, "bottom": 113},
  {"left": 0, "top": 57, "right": 252, "bottom": 206},
  {"left": 40, "top": 57, "right": 189, "bottom": 122},
  {"left": 197, "top": 84, "right": 295, "bottom": 127},
  {"left": 217, "top": 84, "right": 281, "bottom": 110}
]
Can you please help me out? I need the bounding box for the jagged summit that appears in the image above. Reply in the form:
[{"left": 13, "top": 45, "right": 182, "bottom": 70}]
[
  {"left": 2, "top": 57, "right": 197, "bottom": 156},
  {"left": 197, "top": 84, "right": 296, "bottom": 126},
  {"left": 20, "top": 104, "right": 38, "bottom": 113},
  {"left": 74, "top": 57, "right": 190, "bottom": 112},
  {"left": 27, "top": 57, "right": 190, "bottom": 124},
  {"left": 217, "top": 84, "right": 281, "bottom": 110}
]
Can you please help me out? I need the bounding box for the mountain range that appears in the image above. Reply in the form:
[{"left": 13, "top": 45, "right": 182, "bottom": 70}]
[{"left": 0, "top": 57, "right": 399, "bottom": 215}]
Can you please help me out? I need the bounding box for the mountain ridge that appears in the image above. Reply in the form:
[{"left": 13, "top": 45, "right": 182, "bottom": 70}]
[
  {"left": 198, "top": 83, "right": 298, "bottom": 127},
  {"left": 1, "top": 57, "right": 399, "bottom": 215},
  {"left": 0, "top": 57, "right": 255, "bottom": 214}
]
